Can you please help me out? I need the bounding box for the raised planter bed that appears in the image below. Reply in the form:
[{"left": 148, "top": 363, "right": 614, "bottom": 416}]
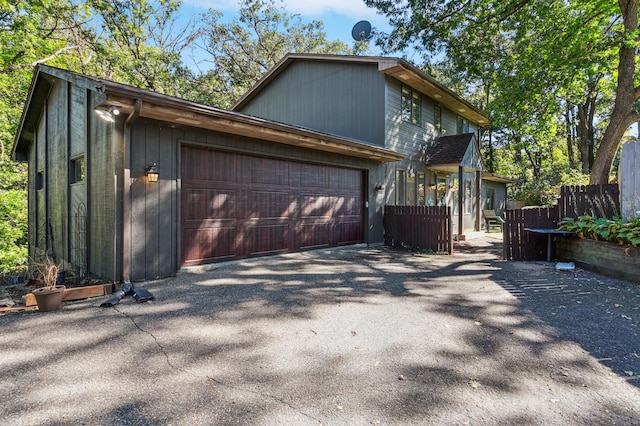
[
  {"left": 556, "top": 237, "right": 640, "bottom": 284},
  {"left": 23, "top": 283, "right": 114, "bottom": 307}
]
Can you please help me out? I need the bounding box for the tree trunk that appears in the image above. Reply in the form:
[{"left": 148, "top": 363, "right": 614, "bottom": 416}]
[
  {"left": 590, "top": 0, "right": 639, "bottom": 183},
  {"left": 565, "top": 105, "right": 575, "bottom": 166}
]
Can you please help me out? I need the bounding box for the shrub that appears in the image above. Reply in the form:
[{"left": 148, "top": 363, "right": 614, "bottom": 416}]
[
  {"left": 0, "top": 189, "right": 28, "bottom": 274},
  {"left": 558, "top": 216, "right": 640, "bottom": 246}
]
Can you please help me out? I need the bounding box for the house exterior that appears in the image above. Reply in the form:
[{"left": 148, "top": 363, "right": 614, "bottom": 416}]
[
  {"left": 233, "top": 54, "right": 509, "bottom": 234},
  {"left": 12, "top": 56, "right": 510, "bottom": 283}
]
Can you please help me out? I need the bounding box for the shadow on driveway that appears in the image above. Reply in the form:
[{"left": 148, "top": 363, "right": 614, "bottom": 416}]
[{"left": 1, "top": 243, "right": 639, "bottom": 425}]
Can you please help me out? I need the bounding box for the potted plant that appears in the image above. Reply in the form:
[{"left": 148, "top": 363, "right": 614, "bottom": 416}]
[{"left": 31, "top": 253, "right": 66, "bottom": 312}]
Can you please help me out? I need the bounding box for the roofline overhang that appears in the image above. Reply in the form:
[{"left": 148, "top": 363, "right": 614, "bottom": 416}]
[
  {"left": 12, "top": 65, "right": 405, "bottom": 163},
  {"left": 232, "top": 53, "right": 489, "bottom": 127}
]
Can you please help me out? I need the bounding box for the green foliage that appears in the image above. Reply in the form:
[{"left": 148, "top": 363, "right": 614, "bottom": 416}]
[
  {"left": 559, "top": 216, "right": 640, "bottom": 246},
  {"left": 0, "top": 189, "right": 27, "bottom": 273},
  {"left": 365, "top": 0, "right": 635, "bottom": 184}
]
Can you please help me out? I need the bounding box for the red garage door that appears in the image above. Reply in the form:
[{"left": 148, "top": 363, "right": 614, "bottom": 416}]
[{"left": 181, "top": 145, "right": 363, "bottom": 266}]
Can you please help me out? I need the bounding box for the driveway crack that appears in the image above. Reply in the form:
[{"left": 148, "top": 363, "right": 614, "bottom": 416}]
[{"left": 111, "top": 306, "right": 322, "bottom": 424}]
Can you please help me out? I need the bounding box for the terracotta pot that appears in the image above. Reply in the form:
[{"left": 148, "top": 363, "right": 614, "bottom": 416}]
[{"left": 32, "top": 285, "right": 66, "bottom": 312}]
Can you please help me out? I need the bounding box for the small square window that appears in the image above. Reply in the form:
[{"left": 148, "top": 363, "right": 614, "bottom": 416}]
[
  {"left": 71, "top": 157, "right": 85, "bottom": 183},
  {"left": 36, "top": 171, "right": 44, "bottom": 190}
]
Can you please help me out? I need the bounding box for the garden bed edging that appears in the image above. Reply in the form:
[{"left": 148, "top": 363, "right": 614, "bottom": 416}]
[{"left": 556, "top": 237, "right": 640, "bottom": 284}]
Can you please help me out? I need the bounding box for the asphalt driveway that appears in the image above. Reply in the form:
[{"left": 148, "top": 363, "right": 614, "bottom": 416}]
[{"left": 1, "top": 240, "right": 640, "bottom": 425}]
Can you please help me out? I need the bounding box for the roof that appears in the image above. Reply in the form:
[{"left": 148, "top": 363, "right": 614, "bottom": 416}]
[
  {"left": 424, "top": 133, "right": 483, "bottom": 173},
  {"left": 232, "top": 54, "right": 489, "bottom": 127},
  {"left": 12, "top": 65, "right": 405, "bottom": 163},
  {"left": 482, "top": 172, "right": 517, "bottom": 184}
]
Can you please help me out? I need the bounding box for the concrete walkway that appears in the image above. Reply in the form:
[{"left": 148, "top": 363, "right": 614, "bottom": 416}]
[{"left": 1, "top": 241, "right": 640, "bottom": 425}]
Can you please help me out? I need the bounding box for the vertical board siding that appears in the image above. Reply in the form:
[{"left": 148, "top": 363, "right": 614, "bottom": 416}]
[
  {"left": 88, "top": 102, "right": 116, "bottom": 281},
  {"left": 621, "top": 141, "right": 640, "bottom": 219},
  {"left": 383, "top": 205, "right": 452, "bottom": 254},
  {"left": 128, "top": 121, "right": 177, "bottom": 281},
  {"left": 241, "top": 61, "right": 386, "bottom": 146}
]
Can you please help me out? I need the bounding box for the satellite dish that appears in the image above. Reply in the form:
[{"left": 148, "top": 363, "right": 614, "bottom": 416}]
[{"left": 351, "top": 20, "right": 372, "bottom": 41}]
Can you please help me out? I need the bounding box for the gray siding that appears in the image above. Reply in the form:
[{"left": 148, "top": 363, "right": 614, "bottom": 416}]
[
  {"left": 240, "top": 61, "right": 386, "bottom": 146},
  {"left": 27, "top": 78, "right": 117, "bottom": 280}
]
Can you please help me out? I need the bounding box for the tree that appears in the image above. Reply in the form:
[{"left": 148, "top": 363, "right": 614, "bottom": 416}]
[
  {"left": 364, "top": 0, "right": 638, "bottom": 184},
  {"left": 197, "top": 0, "right": 350, "bottom": 108}
]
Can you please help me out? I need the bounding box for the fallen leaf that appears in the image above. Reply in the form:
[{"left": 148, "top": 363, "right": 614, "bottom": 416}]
[
  {"left": 351, "top": 331, "right": 357, "bottom": 336},
  {"left": 468, "top": 378, "right": 481, "bottom": 388},
  {"left": 398, "top": 375, "right": 406, "bottom": 381}
]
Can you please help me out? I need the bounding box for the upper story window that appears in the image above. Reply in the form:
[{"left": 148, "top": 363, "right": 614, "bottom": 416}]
[
  {"left": 402, "top": 85, "right": 421, "bottom": 125},
  {"left": 434, "top": 105, "right": 442, "bottom": 132},
  {"left": 456, "top": 115, "right": 469, "bottom": 134}
]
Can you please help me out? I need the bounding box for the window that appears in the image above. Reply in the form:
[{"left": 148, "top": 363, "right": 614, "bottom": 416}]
[
  {"left": 407, "top": 172, "right": 416, "bottom": 205},
  {"left": 417, "top": 172, "right": 426, "bottom": 206},
  {"left": 434, "top": 105, "right": 442, "bottom": 132},
  {"left": 401, "top": 85, "right": 421, "bottom": 125},
  {"left": 395, "top": 169, "right": 406, "bottom": 205},
  {"left": 465, "top": 180, "right": 472, "bottom": 214},
  {"left": 485, "top": 188, "right": 495, "bottom": 210},
  {"left": 452, "top": 177, "right": 459, "bottom": 214},
  {"left": 71, "top": 157, "right": 85, "bottom": 184},
  {"left": 436, "top": 176, "right": 447, "bottom": 207},
  {"left": 36, "top": 171, "right": 44, "bottom": 190},
  {"left": 456, "top": 115, "right": 469, "bottom": 134}
]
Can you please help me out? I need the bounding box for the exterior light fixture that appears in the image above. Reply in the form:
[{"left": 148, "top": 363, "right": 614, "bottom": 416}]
[
  {"left": 428, "top": 182, "right": 436, "bottom": 189},
  {"left": 108, "top": 105, "right": 120, "bottom": 116},
  {"left": 145, "top": 163, "right": 159, "bottom": 182},
  {"left": 374, "top": 184, "right": 384, "bottom": 192}
]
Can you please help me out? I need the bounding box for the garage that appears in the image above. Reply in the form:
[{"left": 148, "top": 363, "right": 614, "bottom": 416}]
[{"left": 181, "top": 145, "right": 364, "bottom": 265}]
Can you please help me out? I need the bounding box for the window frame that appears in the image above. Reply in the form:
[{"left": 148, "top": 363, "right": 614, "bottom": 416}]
[{"left": 401, "top": 85, "right": 422, "bottom": 126}]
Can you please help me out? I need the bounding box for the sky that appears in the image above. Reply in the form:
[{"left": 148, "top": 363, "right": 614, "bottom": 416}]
[{"left": 182, "top": 0, "right": 392, "bottom": 49}]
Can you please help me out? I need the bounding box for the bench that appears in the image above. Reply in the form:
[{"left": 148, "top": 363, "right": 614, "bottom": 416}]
[{"left": 483, "top": 209, "right": 503, "bottom": 231}]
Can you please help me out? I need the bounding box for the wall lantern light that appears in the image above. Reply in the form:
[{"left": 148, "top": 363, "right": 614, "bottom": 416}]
[
  {"left": 107, "top": 105, "right": 120, "bottom": 116},
  {"left": 146, "top": 163, "right": 159, "bottom": 182}
]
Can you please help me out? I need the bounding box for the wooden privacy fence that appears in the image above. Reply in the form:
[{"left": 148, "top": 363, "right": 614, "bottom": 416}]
[
  {"left": 503, "top": 206, "right": 558, "bottom": 261},
  {"left": 504, "top": 184, "right": 621, "bottom": 261},
  {"left": 384, "top": 205, "right": 452, "bottom": 254},
  {"left": 559, "top": 184, "right": 620, "bottom": 219}
]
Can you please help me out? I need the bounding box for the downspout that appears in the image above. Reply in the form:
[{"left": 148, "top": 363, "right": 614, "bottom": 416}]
[{"left": 120, "top": 99, "right": 142, "bottom": 283}]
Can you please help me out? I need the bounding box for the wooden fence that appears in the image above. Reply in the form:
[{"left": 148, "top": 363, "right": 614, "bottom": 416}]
[
  {"left": 559, "top": 184, "right": 620, "bottom": 219},
  {"left": 503, "top": 206, "right": 558, "bottom": 261},
  {"left": 384, "top": 205, "right": 452, "bottom": 254},
  {"left": 504, "top": 184, "right": 621, "bottom": 261}
]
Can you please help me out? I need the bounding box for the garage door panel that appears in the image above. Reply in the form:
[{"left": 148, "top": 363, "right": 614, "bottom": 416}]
[
  {"left": 181, "top": 145, "right": 363, "bottom": 265},
  {"left": 300, "top": 194, "right": 331, "bottom": 218},
  {"left": 300, "top": 163, "right": 329, "bottom": 188},
  {"left": 330, "top": 167, "right": 361, "bottom": 190},
  {"left": 249, "top": 190, "right": 291, "bottom": 219},
  {"left": 183, "top": 187, "right": 237, "bottom": 220},
  {"left": 335, "top": 220, "right": 362, "bottom": 245},
  {"left": 297, "top": 221, "right": 330, "bottom": 249},
  {"left": 248, "top": 222, "right": 290, "bottom": 255},
  {"left": 183, "top": 149, "right": 236, "bottom": 182},
  {"left": 251, "top": 157, "right": 289, "bottom": 186},
  {"left": 182, "top": 226, "right": 237, "bottom": 265},
  {"left": 331, "top": 195, "right": 361, "bottom": 216}
]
